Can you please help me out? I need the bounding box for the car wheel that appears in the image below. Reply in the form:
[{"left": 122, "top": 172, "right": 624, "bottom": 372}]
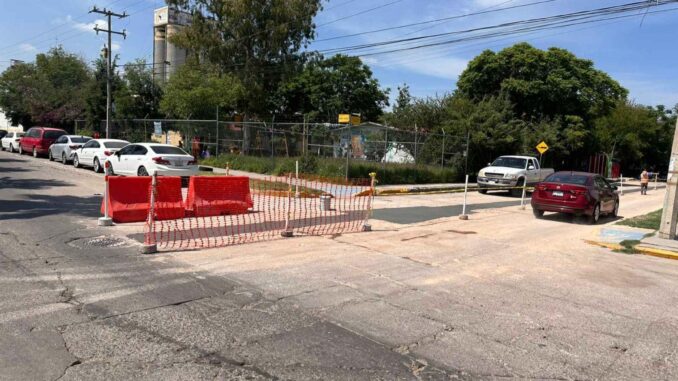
[
  {"left": 73, "top": 154, "right": 81, "bottom": 168},
  {"left": 106, "top": 164, "right": 115, "bottom": 176},
  {"left": 612, "top": 201, "right": 619, "bottom": 218},
  {"left": 589, "top": 204, "right": 601, "bottom": 224},
  {"left": 93, "top": 158, "right": 102, "bottom": 173},
  {"left": 533, "top": 208, "right": 544, "bottom": 218},
  {"left": 32, "top": 147, "right": 38, "bottom": 158},
  {"left": 138, "top": 166, "right": 149, "bottom": 176},
  {"left": 62, "top": 153, "right": 68, "bottom": 164},
  {"left": 19, "top": 145, "right": 24, "bottom": 155},
  {"left": 511, "top": 179, "right": 525, "bottom": 197},
  {"left": 478, "top": 189, "right": 487, "bottom": 194},
  {"left": 48, "top": 149, "right": 54, "bottom": 161},
  {"left": 9, "top": 144, "right": 14, "bottom": 153}
]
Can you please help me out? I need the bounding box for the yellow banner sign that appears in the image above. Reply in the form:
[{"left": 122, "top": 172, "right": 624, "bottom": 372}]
[{"left": 338, "top": 114, "right": 350, "bottom": 123}]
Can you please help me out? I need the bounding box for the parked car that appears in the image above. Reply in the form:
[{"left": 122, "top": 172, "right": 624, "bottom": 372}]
[
  {"left": 72, "top": 139, "right": 130, "bottom": 173},
  {"left": 478, "top": 155, "right": 555, "bottom": 196},
  {"left": 19, "top": 127, "right": 67, "bottom": 157},
  {"left": 48, "top": 135, "right": 92, "bottom": 164},
  {"left": 105, "top": 143, "right": 198, "bottom": 177},
  {"left": 1, "top": 131, "right": 24, "bottom": 152},
  {"left": 531, "top": 171, "right": 619, "bottom": 224}
]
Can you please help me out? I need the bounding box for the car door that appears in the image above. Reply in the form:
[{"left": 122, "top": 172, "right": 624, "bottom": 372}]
[
  {"left": 52, "top": 135, "right": 67, "bottom": 157},
  {"left": 525, "top": 159, "right": 539, "bottom": 184},
  {"left": 113, "top": 144, "right": 136, "bottom": 175},
  {"left": 79, "top": 140, "right": 95, "bottom": 164},
  {"left": 129, "top": 145, "right": 148, "bottom": 175},
  {"left": 594, "top": 176, "right": 613, "bottom": 212}
]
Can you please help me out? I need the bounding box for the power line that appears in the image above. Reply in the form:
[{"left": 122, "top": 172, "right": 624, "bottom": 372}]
[
  {"left": 314, "top": 0, "right": 555, "bottom": 42},
  {"left": 317, "top": 0, "right": 405, "bottom": 28}
]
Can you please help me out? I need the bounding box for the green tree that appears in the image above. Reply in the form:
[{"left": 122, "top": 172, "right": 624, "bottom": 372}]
[
  {"left": 0, "top": 62, "right": 37, "bottom": 127},
  {"left": 166, "top": 0, "right": 322, "bottom": 117},
  {"left": 160, "top": 62, "right": 244, "bottom": 119},
  {"left": 456, "top": 43, "right": 627, "bottom": 123},
  {"left": 114, "top": 59, "right": 164, "bottom": 119},
  {"left": 0, "top": 47, "right": 90, "bottom": 129},
  {"left": 84, "top": 56, "right": 125, "bottom": 130},
  {"left": 275, "top": 55, "right": 389, "bottom": 122}
]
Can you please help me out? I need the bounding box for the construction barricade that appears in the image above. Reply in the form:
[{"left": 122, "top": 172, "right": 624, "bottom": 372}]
[
  {"left": 101, "top": 176, "right": 185, "bottom": 223},
  {"left": 139, "top": 173, "right": 375, "bottom": 252}
]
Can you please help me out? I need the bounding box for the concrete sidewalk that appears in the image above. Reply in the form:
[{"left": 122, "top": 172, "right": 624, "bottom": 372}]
[{"left": 637, "top": 235, "right": 678, "bottom": 260}]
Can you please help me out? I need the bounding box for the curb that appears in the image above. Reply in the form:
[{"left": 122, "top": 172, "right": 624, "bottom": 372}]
[
  {"left": 634, "top": 245, "right": 678, "bottom": 261},
  {"left": 584, "top": 239, "right": 624, "bottom": 251}
]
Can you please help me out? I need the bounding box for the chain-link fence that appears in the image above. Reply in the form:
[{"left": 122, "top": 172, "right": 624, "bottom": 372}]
[{"left": 75, "top": 118, "right": 470, "bottom": 169}]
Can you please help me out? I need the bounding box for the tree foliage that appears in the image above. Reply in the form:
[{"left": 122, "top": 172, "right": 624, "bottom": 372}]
[
  {"left": 160, "top": 62, "right": 244, "bottom": 119},
  {"left": 165, "top": 0, "right": 322, "bottom": 117},
  {"left": 274, "top": 55, "right": 389, "bottom": 122},
  {"left": 114, "top": 59, "right": 164, "bottom": 119}
]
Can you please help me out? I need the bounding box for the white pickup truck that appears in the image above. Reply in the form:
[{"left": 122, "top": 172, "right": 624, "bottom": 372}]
[{"left": 477, "top": 155, "right": 554, "bottom": 196}]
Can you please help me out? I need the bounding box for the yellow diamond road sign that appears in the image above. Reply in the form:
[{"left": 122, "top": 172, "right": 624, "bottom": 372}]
[{"left": 536, "top": 141, "right": 549, "bottom": 154}]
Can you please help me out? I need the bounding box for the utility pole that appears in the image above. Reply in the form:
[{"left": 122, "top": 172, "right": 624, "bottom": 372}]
[
  {"left": 658, "top": 117, "right": 678, "bottom": 239},
  {"left": 90, "top": 6, "right": 127, "bottom": 139}
]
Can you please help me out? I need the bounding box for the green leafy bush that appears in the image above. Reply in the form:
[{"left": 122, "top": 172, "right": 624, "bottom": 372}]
[{"left": 201, "top": 154, "right": 457, "bottom": 184}]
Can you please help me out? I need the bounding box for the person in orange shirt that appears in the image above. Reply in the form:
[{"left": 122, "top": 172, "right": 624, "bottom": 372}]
[{"left": 640, "top": 168, "right": 649, "bottom": 195}]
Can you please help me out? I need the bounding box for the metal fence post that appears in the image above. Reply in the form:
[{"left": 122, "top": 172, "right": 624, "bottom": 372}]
[
  {"left": 363, "top": 172, "right": 377, "bottom": 231},
  {"left": 282, "top": 174, "right": 294, "bottom": 237},
  {"left": 620, "top": 174, "right": 624, "bottom": 195},
  {"left": 98, "top": 176, "right": 113, "bottom": 226},
  {"left": 655, "top": 173, "right": 658, "bottom": 191},
  {"left": 215, "top": 106, "right": 220, "bottom": 156},
  {"left": 295, "top": 160, "right": 300, "bottom": 198},
  {"left": 142, "top": 173, "right": 158, "bottom": 254},
  {"left": 459, "top": 174, "right": 469, "bottom": 220},
  {"left": 441, "top": 130, "right": 446, "bottom": 168}
]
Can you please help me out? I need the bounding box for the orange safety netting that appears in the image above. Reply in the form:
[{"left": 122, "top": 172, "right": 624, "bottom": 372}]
[{"left": 142, "top": 174, "right": 374, "bottom": 251}]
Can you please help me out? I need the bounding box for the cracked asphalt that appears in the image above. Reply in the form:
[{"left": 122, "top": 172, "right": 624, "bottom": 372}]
[{"left": 2, "top": 149, "right": 678, "bottom": 380}]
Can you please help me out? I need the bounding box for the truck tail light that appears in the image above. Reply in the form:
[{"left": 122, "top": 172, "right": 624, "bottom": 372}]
[{"left": 152, "top": 157, "right": 170, "bottom": 165}]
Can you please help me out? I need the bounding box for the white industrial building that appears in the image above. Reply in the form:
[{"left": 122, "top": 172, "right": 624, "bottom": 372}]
[
  {"left": 0, "top": 110, "right": 23, "bottom": 132},
  {"left": 153, "top": 7, "right": 191, "bottom": 83}
]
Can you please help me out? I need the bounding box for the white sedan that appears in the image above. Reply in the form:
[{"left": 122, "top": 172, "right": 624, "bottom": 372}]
[
  {"left": 72, "top": 139, "right": 130, "bottom": 173},
  {"left": 1, "top": 131, "right": 24, "bottom": 152},
  {"left": 105, "top": 143, "right": 199, "bottom": 177}
]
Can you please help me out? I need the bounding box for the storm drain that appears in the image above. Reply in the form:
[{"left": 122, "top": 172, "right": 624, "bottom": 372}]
[{"left": 68, "top": 235, "right": 134, "bottom": 249}]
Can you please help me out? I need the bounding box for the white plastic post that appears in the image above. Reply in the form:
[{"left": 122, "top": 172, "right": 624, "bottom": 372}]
[
  {"left": 459, "top": 174, "right": 469, "bottom": 220},
  {"left": 520, "top": 180, "right": 527, "bottom": 210},
  {"left": 363, "top": 172, "right": 377, "bottom": 231},
  {"left": 98, "top": 176, "right": 113, "bottom": 226},
  {"left": 620, "top": 174, "right": 623, "bottom": 195},
  {"left": 141, "top": 173, "right": 158, "bottom": 254},
  {"left": 295, "top": 160, "right": 300, "bottom": 198},
  {"left": 282, "top": 174, "right": 294, "bottom": 237},
  {"left": 655, "top": 173, "right": 658, "bottom": 191}
]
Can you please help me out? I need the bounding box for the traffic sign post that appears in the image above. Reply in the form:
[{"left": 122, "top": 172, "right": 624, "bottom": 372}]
[{"left": 536, "top": 141, "right": 548, "bottom": 171}]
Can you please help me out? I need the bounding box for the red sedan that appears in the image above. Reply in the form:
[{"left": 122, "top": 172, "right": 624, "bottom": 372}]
[{"left": 531, "top": 171, "right": 619, "bottom": 224}]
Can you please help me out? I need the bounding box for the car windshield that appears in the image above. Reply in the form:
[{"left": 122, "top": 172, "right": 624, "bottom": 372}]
[
  {"left": 70, "top": 137, "right": 91, "bottom": 143},
  {"left": 150, "top": 145, "right": 189, "bottom": 155},
  {"left": 44, "top": 130, "right": 66, "bottom": 139},
  {"left": 544, "top": 173, "right": 590, "bottom": 185},
  {"left": 104, "top": 141, "right": 128, "bottom": 149},
  {"left": 491, "top": 157, "right": 527, "bottom": 169}
]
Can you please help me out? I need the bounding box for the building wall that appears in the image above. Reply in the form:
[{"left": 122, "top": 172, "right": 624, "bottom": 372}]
[{"left": 0, "top": 110, "right": 23, "bottom": 132}]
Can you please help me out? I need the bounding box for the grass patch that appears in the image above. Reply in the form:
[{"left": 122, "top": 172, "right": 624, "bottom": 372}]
[
  {"left": 200, "top": 154, "right": 457, "bottom": 185},
  {"left": 614, "top": 239, "right": 641, "bottom": 254},
  {"left": 616, "top": 209, "right": 662, "bottom": 230}
]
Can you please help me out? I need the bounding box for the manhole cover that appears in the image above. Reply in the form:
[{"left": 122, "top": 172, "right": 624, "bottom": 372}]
[{"left": 68, "top": 236, "right": 133, "bottom": 249}]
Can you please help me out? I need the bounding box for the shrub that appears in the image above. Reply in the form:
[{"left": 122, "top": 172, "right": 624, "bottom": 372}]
[{"left": 201, "top": 154, "right": 458, "bottom": 185}]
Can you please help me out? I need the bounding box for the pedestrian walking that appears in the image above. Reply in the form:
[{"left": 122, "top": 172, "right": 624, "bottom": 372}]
[
  {"left": 191, "top": 136, "right": 201, "bottom": 160},
  {"left": 640, "top": 168, "right": 649, "bottom": 195}
]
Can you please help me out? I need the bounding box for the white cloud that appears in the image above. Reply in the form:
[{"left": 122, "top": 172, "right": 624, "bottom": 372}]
[
  {"left": 19, "top": 43, "right": 36, "bottom": 52},
  {"left": 73, "top": 19, "right": 107, "bottom": 33},
  {"left": 111, "top": 42, "right": 121, "bottom": 52}
]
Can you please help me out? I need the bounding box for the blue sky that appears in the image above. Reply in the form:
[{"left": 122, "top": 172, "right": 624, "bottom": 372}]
[{"left": 1, "top": 0, "right": 677, "bottom": 108}]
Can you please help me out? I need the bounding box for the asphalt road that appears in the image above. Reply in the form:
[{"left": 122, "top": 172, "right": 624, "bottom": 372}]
[
  {"left": 0, "top": 151, "right": 460, "bottom": 380},
  {"left": 2, "top": 149, "right": 677, "bottom": 380}
]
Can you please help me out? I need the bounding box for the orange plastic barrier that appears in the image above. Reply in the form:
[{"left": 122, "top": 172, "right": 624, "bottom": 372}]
[
  {"left": 100, "top": 176, "right": 184, "bottom": 223},
  {"left": 185, "top": 176, "right": 253, "bottom": 217}
]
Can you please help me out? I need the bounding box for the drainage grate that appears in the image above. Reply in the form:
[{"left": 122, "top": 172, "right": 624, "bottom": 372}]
[{"left": 68, "top": 236, "right": 133, "bottom": 249}]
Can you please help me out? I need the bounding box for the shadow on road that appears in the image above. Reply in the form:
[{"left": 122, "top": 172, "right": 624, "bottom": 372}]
[
  {"left": 0, "top": 177, "right": 72, "bottom": 190},
  {"left": 0, "top": 166, "right": 33, "bottom": 173},
  {"left": 0, "top": 194, "right": 101, "bottom": 220},
  {"left": 373, "top": 200, "right": 521, "bottom": 224}
]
